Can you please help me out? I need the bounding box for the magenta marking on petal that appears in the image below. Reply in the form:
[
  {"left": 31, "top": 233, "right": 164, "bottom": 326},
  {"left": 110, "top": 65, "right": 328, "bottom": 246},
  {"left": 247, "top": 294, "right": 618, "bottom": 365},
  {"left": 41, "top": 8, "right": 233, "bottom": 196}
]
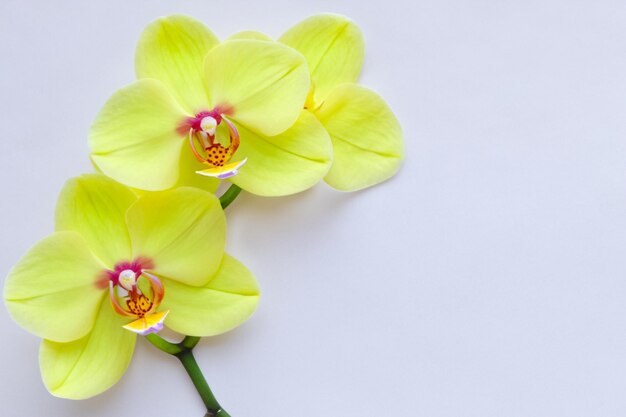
[
  {"left": 105, "top": 257, "right": 155, "bottom": 287},
  {"left": 178, "top": 109, "right": 225, "bottom": 136}
]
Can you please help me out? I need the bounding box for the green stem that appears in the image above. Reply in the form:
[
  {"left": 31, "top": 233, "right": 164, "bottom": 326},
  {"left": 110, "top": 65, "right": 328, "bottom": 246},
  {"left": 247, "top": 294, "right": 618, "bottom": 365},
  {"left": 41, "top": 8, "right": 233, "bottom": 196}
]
[
  {"left": 145, "top": 333, "right": 182, "bottom": 355},
  {"left": 177, "top": 349, "right": 231, "bottom": 417},
  {"left": 144, "top": 334, "right": 230, "bottom": 416},
  {"left": 219, "top": 184, "right": 242, "bottom": 209},
  {"left": 182, "top": 335, "right": 201, "bottom": 349}
]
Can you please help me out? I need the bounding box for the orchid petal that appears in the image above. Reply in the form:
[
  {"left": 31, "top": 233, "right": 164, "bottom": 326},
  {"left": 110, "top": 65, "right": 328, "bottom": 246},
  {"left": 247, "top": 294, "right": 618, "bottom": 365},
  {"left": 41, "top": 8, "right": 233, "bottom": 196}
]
[
  {"left": 229, "top": 111, "right": 333, "bottom": 196},
  {"left": 89, "top": 79, "right": 188, "bottom": 191},
  {"left": 314, "top": 84, "right": 403, "bottom": 191},
  {"left": 204, "top": 40, "right": 310, "bottom": 136},
  {"left": 160, "top": 255, "right": 259, "bottom": 336},
  {"left": 280, "top": 13, "right": 364, "bottom": 105},
  {"left": 126, "top": 188, "right": 225, "bottom": 287},
  {"left": 135, "top": 15, "right": 218, "bottom": 113},
  {"left": 39, "top": 299, "right": 136, "bottom": 399},
  {"left": 175, "top": 143, "right": 220, "bottom": 192},
  {"left": 55, "top": 174, "right": 136, "bottom": 267},
  {"left": 4, "top": 232, "right": 106, "bottom": 343}
]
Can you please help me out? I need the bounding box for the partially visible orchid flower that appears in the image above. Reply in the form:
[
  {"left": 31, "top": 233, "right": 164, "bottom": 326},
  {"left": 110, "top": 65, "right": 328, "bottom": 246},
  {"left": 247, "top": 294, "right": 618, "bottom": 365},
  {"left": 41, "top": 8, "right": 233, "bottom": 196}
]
[
  {"left": 89, "top": 15, "right": 333, "bottom": 197},
  {"left": 3, "top": 174, "right": 259, "bottom": 399},
  {"left": 280, "top": 14, "right": 404, "bottom": 191}
]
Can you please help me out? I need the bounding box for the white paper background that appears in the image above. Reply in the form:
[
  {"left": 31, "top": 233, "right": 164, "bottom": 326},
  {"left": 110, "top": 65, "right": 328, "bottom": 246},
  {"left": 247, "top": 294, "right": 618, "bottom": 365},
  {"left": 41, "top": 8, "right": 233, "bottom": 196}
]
[{"left": 1, "top": 1, "right": 626, "bottom": 416}]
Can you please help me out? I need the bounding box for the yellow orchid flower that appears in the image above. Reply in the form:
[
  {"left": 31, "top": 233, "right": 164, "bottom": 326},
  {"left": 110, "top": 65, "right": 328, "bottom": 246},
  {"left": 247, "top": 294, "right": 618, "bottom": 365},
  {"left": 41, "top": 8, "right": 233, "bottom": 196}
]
[
  {"left": 277, "top": 14, "right": 404, "bottom": 191},
  {"left": 89, "top": 15, "right": 333, "bottom": 197},
  {"left": 3, "top": 174, "right": 259, "bottom": 399}
]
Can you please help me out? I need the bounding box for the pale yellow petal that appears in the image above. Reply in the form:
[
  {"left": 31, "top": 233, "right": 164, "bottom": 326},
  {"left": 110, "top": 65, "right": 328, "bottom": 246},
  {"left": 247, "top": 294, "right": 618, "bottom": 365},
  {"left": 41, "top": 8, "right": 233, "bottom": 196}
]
[
  {"left": 280, "top": 13, "right": 364, "bottom": 105},
  {"left": 55, "top": 174, "right": 137, "bottom": 267},
  {"left": 40, "top": 300, "right": 136, "bottom": 399},
  {"left": 230, "top": 110, "right": 332, "bottom": 196},
  {"left": 161, "top": 254, "right": 259, "bottom": 336},
  {"left": 204, "top": 40, "right": 310, "bottom": 136},
  {"left": 89, "top": 79, "right": 188, "bottom": 191},
  {"left": 175, "top": 143, "right": 220, "bottom": 193},
  {"left": 126, "top": 188, "right": 226, "bottom": 286},
  {"left": 4, "top": 232, "right": 106, "bottom": 343},
  {"left": 315, "top": 84, "right": 404, "bottom": 191},
  {"left": 136, "top": 14, "right": 218, "bottom": 113}
]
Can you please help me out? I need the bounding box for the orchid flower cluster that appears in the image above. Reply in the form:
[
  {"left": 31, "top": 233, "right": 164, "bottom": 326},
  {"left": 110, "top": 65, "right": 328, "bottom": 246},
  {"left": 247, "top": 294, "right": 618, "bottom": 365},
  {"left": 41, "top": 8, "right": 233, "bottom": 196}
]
[{"left": 3, "top": 13, "right": 403, "bottom": 416}]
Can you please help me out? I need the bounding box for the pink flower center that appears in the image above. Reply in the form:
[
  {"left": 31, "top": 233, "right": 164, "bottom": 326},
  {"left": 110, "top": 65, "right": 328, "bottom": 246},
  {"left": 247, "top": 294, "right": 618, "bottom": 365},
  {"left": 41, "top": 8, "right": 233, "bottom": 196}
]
[
  {"left": 102, "top": 257, "right": 155, "bottom": 287},
  {"left": 178, "top": 108, "right": 240, "bottom": 168},
  {"left": 96, "top": 257, "right": 168, "bottom": 336},
  {"left": 183, "top": 110, "right": 223, "bottom": 132}
]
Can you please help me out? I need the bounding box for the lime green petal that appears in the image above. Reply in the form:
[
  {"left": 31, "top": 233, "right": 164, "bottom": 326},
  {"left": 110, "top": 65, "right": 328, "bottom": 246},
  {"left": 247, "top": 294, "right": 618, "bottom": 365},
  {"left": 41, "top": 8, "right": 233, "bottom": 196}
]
[
  {"left": 229, "top": 110, "right": 332, "bottom": 196},
  {"left": 55, "top": 174, "right": 136, "bottom": 267},
  {"left": 204, "top": 40, "right": 310, "bottom": 136},
  {"left": 40, "top": 299, "right": 136, "bottom": 399},
  {"left": 280, "top": 13, "right": 364, "bottom": 105},
  {"left": 89, "top": 79, "right": 188, "bottom": 191},
  {"left": 4, "top": 232, "right": 106, "bottom": 343},
  {"left": 315, "top": 84, "right": 404, "bottom": 191},
  {"left": 161, "top": 254, "right": 259, "bottom": 336},
  {"left": 175, "top": 144, "right": 220, "bottom": 193},
  {"left": 126, "top": 188, "right": 225, "bottom": 286},
  {"left": 135, "top": 14, "right": 217, "bottom": 113},
  {"left": 227, "top": 30, "right": 273, "bottom": 41}
]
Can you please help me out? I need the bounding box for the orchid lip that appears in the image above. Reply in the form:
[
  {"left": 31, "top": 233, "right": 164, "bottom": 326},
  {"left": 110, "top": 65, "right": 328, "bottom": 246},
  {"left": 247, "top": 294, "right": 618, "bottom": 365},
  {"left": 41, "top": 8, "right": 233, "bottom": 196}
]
[
  {"left": 107, "top": 262, "right": 168, "bottom": 335},
  {"left": 196, "top": 157, "right": 248, "bottom": 179},
  {"left": 123, "top": 310, "right": 169, "bottom": 336},
  {"left": 185, "top": 109, "right": 242, "bottom": 177}
]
